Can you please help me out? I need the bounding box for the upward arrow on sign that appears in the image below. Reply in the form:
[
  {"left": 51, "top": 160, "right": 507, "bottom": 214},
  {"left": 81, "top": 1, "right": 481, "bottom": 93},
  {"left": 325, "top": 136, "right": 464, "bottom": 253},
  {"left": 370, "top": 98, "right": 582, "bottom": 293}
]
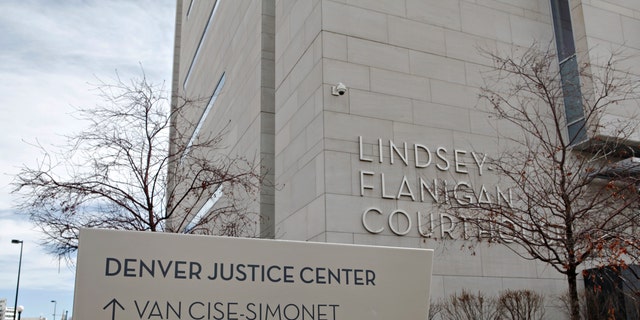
[{"left": 103, "top": 298, "right": 125, "bottom": 320}]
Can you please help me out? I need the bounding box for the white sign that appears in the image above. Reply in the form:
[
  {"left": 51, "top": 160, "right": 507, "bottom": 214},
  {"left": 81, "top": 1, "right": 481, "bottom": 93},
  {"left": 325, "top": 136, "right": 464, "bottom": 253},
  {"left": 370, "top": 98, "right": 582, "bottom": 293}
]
[{"left": 73, "top": 229, "right": 433, "bottom": 319}]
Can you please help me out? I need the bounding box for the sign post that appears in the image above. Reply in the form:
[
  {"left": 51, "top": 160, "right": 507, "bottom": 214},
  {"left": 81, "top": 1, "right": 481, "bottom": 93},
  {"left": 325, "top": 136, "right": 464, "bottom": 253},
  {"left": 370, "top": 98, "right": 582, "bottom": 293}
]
[{"left": 73, "top": 229, "right": 433, "bottom": 319}]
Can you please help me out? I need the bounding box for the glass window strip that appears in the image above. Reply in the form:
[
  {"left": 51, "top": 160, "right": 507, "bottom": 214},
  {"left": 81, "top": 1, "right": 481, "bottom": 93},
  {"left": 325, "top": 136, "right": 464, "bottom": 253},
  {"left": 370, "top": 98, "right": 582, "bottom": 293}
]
[
  {"left": 186, "top": 0, "right": 195, "bottom": 18},
  {"left": 567, "top": 117, "right": 585, "bottom": 127},
  {"left": 568, "top": 121, "right": 588, "bottom": 144},
  {"left": 558, "top": 53, "right": 576, "bottom": 66},
  {"left": 550, "top": 0, "right": 587, "bottom": 145},
  {"left": 183, "top": 0, "right": 221, "bottom": 90},
  {"left": 550, "top": 0, "right": 576, "bottom": 61},
  {"left": 184, "top": 185, "right": 224, "bottom": 233},
  {"left": 559, "top": 55, "right": 586, "bottom": 143},
  {"left": 180, "top": 72, "right": 226, "bottom": 163}
]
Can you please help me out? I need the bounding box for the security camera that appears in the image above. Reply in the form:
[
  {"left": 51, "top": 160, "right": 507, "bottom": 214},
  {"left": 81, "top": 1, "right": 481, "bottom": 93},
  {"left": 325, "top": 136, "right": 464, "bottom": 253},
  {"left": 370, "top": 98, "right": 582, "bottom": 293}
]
[{"left": 331, "top": 82, "right": 347, "bottom": 96}]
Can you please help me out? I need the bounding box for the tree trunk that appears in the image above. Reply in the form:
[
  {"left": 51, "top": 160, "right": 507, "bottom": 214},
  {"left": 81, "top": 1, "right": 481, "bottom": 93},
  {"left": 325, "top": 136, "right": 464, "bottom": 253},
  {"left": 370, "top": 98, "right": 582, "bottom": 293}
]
[{"left": 567, "top": 266, "right": 581, "bottom": 320}]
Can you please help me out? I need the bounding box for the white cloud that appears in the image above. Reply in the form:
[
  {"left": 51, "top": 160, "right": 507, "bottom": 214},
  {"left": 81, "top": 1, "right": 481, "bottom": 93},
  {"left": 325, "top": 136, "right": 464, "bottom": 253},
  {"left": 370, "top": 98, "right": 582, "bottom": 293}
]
[
  {"left": 0, "top": 0, "right": 176, "bottom": 316},
  {"left": 0, "top": 0, "right": 175, "bottom": 78},
  {"left": 0, "top": 213, "right": 75, "bottom": 292},
  {"left": 0, "top": 0, "right": 176, "bottom": 208}
]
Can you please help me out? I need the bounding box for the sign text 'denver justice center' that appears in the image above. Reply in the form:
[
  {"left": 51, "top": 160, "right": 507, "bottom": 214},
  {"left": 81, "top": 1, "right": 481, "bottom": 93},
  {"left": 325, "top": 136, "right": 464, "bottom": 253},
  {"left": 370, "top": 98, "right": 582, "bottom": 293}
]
[{"left": 73, "top": 229, "right": 433, "bottom": 319}]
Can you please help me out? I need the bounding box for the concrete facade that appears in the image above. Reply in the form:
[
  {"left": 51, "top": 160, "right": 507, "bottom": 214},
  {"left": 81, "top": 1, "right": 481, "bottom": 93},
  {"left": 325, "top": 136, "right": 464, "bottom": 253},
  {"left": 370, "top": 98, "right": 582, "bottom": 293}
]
[
  {"left": 169, "top": 0, "right": 275, "bottom": 236},
  {"left": 170, "top": 0, "right": 640, "bottom": 316},
  {"left": 571, "top": 0, "right": 640, "bottom": 141},
  {"left": 273, "top": 0, "right": 566, "bottom": 307}
]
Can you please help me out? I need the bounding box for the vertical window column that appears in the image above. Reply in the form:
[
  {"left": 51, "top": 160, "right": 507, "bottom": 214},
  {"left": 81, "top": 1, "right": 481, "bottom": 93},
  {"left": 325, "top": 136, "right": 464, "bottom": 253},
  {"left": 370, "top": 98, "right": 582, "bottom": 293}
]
[
  {"left": 183, "top": 0, "right": 222, "bottom": 91},
  {"left": 186, "top": 0, "right": 195, "bottom": 18},
  {"left": 550, "top": 0, "right": 587, "bottom": 144},
  {"left": 181, "top": 72, "right": 226, "bottom": 163}
]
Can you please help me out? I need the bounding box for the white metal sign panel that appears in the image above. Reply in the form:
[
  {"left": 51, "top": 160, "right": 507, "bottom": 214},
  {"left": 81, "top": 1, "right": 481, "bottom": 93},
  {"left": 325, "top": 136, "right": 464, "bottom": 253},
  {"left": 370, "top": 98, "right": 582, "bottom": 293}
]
[{"left": 73, "top": 229, "right": 433, "bottom": 319}]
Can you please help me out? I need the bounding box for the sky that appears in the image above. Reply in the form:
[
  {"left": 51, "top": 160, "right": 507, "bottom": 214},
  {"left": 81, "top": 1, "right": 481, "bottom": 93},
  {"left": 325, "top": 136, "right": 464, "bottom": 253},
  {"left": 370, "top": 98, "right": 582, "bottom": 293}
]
[{"left": 0, "top": 0, "right": 176, "bottom": 318}]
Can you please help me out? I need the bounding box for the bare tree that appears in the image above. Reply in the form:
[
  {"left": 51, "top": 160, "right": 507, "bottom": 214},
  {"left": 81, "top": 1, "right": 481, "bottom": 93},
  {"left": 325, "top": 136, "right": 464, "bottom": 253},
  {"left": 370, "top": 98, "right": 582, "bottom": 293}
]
[
  {"left": 429, "top": 299, "right": 444, "bottom": 320},
  {"left": 444, "top": 44, "right": 640, "bottom": 320},
  {"left": 12, "top": 72, "right": 262, "bottom": 258},
  {"left": 438, "top": 290, "right": 544, "bottom": 320},
  {"left": 497, "top": 289, "right": 545, "bottom": 320},
  {"left": 440, "top": 290, "right": 501, "bottom": 320}
]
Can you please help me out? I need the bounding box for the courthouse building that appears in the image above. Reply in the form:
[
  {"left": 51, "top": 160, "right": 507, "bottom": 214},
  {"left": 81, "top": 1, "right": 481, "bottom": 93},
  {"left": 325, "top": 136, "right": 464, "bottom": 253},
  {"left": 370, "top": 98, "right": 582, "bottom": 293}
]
[{"left": 168, "top": 0, "right": 640, "bottom": 316}]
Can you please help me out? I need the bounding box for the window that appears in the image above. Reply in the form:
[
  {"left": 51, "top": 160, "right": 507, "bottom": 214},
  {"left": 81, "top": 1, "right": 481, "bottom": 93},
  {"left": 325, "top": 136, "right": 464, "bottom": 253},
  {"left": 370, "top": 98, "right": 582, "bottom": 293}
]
[
  {"left": 550, "top": 0, "right": 587, "bottom": 144},
  {"left": 183, "top": 185, "right": 223, "bottom": 233},
  {"left": 181, "top": 72, "right": 226, "bottom": 163},
  {"left": 183, "top": 0, "right": 222, "bottom": 90},
  {"left": 186, "top": 0, "right": 195, "bottom": 18},
  {"left": 550, "top": 0, "right": 576, "bottom": 61},
  {"left": 583, "top": 265, "right": 640, "bottom": 320},
  {"left": 560, "top": 56, "right": 587, "bottom": 143}
]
